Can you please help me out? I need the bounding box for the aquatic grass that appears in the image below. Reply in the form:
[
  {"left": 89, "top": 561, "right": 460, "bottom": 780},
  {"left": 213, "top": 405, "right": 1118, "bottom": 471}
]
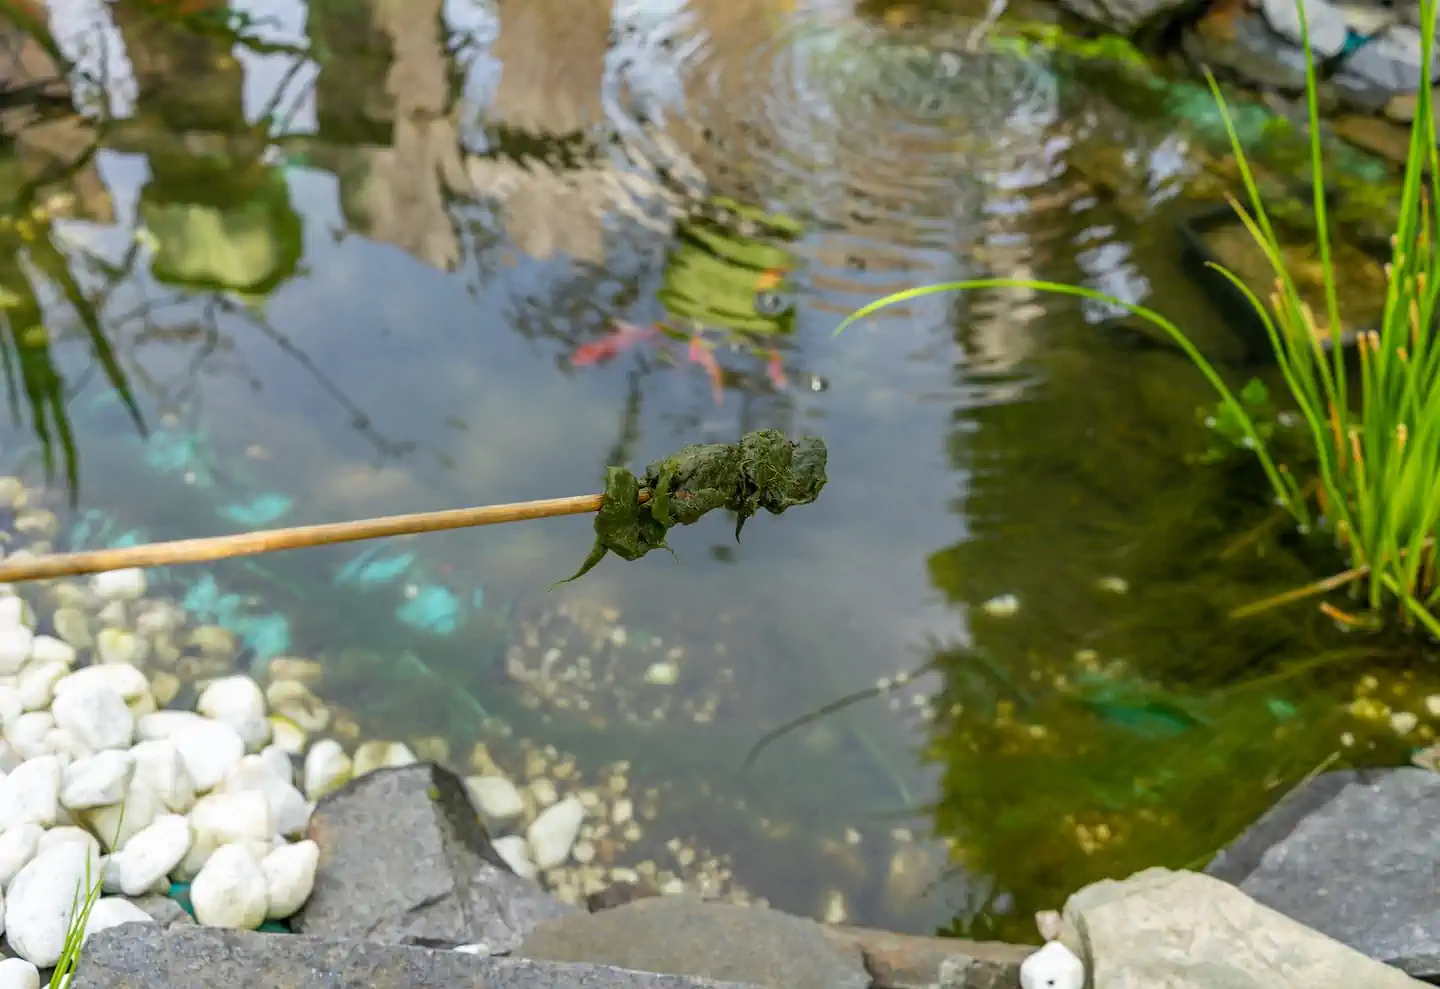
[
  {"left": 836, "top": 0, "right": 1440, "bottom": 635},
  {"left": 47, "top": 858, "right": 104, "bottom": 989}
]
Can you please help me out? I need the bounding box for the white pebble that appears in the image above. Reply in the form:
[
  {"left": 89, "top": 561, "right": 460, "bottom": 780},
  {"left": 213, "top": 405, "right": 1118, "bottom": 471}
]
[
  {"left": 135, "top": 710, "right": 205, "bottom": 741},
  {"left": 197, "top": 677, "right": 270, "bottom": 751},
  {"left": 492, "top": 834, "right": 536, "bottom": 879},
  {"left": 90, "top": 569, "right": 147, "bottom": 601},
  {"left": 0, "top": 756, "right": 61, "bottom": 829},
  {"left": 267, "top": 717, "right": 307, "bottom": 755},
  {"left": 36, "top": 827, "right": 99, "bottom": 859},
  {"left": 5, "top": 842, "right": 101, "bottom": 966},
  {"left": 0, "top": 824, "right": 42, "bottom": 889},
  {"left": 0, "top": 599, "right": 31, "bottom": 631},
  {"left": 981, "top": 593, "right": 1021, "bottom": 618},
  {"left": 0, "top": 686, "right": 21, "bottom": 729},
  {"left": 302, "top": 739, "right": 351, "bottom": 800},
  {"left": 27, "top": 637, "right": 74, "bottom": 667},
  {"left": 466, "top": 776, "right": 525, "bottom": 821},
  {"left": 51, "top": 609, "right": 90, "bottom": 650},
  {"left": 51, "top": 680, "right": 133, "bottom": 751},
  {"left": 643, "top": 661, "right": 678, "bottom": 686},
  {"left": 61, "top": 750, "right": 134, "bottom": 810},
  {"left": 4, "top": 713, "right": 51, "bottom": 760},
  {"left": 1019, "top": 941, "right": 1085, "bottom": 989},
  {"left": 352, "top": 740, "right": 416, "bottom": 777},
  {"left": 262, "top": 839, "right": 318, "bottom": 918},
  {"left": 85, "top": 782, "right": 161, "bottom": 852},
  {"left": 258, "top": 745, "right": 294, "bottom": 786},
  {"left": 81, "top": 897, "right": 154, "bottom": 942},
  {"left": 170, "top": 718, "right": 245, "bottom": 791},
  {"left": 16, "top": 662, "right": 67, "bottom": 712},
  {"left": 0, "top": 628, "right": 33, "bottom": 677},
  {"left": 95, "top": 628, "right": 145, "bottom": 668},
  {"left": 57, "top": 665, "right": 150, "bottom": 703},
  {"left": 526, "top": 795, "right": 585, "bottom": 870},
  {"left": 190, "top": 843, "right": 268, "bottom": 930},
  {"left": 112, "top": 814, "right": 190, "bottom": 896},
  {"left": 190, "top": 790, "right": 274, "bottom": 846},
  {"left": 129, "top": 740, "right": 196, "bottom": 813},
  {"left": 218, "top": 756, "right": 310, "bottom": 837},
  {"left": 41, "top": 727, "right": 87, "bottom": 761},
  {"left": 0, "top": 957, "right": 38, "bottom": 989}
]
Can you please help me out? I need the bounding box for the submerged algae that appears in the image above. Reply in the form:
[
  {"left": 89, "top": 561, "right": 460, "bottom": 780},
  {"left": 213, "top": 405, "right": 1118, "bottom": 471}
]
[{"left": 558, "top": 429, "right": 828, "bottom": 584}]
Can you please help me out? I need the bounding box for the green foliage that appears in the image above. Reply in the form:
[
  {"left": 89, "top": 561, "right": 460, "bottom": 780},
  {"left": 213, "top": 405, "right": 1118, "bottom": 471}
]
[
  {"left": 837, "top": 0, "right": 1440, "bottom": 636},
  {"left": 1195, "top": 378, "right": 1278, "bottom": 464},
  {"left": 986, "top": 22, "right": 1148, "bottom": 70}
]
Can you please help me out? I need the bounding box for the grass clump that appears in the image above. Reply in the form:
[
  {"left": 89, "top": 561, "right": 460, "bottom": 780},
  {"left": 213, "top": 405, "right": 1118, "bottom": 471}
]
[{"left": 836, "top": 0, "right": 1440, "bottom": 636}]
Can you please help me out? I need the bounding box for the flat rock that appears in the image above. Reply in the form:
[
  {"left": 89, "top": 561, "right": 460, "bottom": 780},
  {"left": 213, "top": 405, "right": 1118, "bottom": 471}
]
[
  {"left": 1183, "top": 12, "right": 1314, "bottom": 93},
  {"left": 1207, "top": 768, "right": 1440, "bottom": 981},
  {"left": 68, "top": 923, "right": 763, "bottom": 989},
  {"left": 1062, "top": 867, "right": 1428, "bottom": 989},
  {"left": 291, "top": 762, "right": 574, "bottom": 952},
  {"left": 820, "top": 925, "right": 1032, "bottom": 989},
  {"left": 1048, "top": 0, "right": 1195, "bottom": 35},
  {"left": 516, "top": 896, "right": 869, "bottom": 989}
]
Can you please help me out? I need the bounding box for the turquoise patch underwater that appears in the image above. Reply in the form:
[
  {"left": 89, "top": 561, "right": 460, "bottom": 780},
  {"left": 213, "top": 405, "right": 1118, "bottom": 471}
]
[{"left": 396, "top": 584, "right": 462, "bottom": 636}]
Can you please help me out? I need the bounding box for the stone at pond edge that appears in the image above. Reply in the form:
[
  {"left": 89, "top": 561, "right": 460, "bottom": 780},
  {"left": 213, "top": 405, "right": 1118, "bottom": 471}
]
[
  {"left": 819, "top": 925, "right": 1033, "bottom": 989},
  {"left": 1062, "top": 867, "right": 1428, "bottom": 989},
  {"left": 68, "top": 924, "right": 764, "bottom": 989},
  {"left": 1206, "top": 768, "right": 1440, "bottom": 982},
  {"left": 1047, "top": 0, "right": 1196, "bottom": 35},
  {"left": 290, "top": 762, "right": 574, "bottom": 952},
  {"left": 515, "top": 896, "right": 869, "bottom": 989}
]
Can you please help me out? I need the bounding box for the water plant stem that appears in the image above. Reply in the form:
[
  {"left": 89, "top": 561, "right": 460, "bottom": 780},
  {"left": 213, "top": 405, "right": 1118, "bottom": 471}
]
[{"left": 0, "top": 490, "right": 652, "bottom": 583}]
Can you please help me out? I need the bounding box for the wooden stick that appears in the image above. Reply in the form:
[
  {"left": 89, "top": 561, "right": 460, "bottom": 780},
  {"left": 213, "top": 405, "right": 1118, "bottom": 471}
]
[{"left": 0, "top": 489, "right": 652, "bottom": 584}]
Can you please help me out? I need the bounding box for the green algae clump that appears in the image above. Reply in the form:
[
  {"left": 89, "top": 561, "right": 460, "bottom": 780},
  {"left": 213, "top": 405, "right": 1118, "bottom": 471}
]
[{"left": 556, "top": 429, "right": 828, "bottom": 585}]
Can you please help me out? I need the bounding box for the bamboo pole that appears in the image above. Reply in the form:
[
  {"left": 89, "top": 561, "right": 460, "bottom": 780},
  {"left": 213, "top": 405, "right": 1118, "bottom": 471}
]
[{"left": 0, "top": 489, "right": 652, "bottom": 584}]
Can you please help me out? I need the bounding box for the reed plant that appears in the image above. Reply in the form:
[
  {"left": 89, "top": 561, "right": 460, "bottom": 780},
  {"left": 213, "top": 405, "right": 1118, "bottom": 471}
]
[{"left": 837, "top": 0, "right": 1440, "bottom": 636}]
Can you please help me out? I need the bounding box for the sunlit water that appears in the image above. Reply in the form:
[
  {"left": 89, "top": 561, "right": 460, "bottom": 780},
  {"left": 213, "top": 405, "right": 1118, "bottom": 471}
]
[{"left": 2, "top": 0, "right": 1434, "bottom": 940}]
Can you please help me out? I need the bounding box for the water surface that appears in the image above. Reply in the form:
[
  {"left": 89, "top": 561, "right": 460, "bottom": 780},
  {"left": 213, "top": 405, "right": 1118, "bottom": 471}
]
[{"left": 2, "top": 0, "right": 1433, "bottom": 940}]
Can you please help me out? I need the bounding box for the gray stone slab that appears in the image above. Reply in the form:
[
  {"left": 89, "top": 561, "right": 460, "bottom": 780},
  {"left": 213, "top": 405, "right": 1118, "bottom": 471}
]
[
  {"left": 517, "top": 896, "right": 870, "bottom": 989},
  {"left": 1063, "top": 868, "right": 1429, "bottom": 989},
  {"left": 69, "top": 923, "right": 763, "bottom": 989},
  {"left": 291, "top": 762, "right": 574, "bottom": 952},
  {"left": 1212, "top": 768, "right": 1440, "bottom": 981}
]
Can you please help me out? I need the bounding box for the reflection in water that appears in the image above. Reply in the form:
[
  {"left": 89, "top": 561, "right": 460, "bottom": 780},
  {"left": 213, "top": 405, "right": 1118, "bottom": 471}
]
[{"left": 1, "top": 0, "right": 1412, "bottom": 938}]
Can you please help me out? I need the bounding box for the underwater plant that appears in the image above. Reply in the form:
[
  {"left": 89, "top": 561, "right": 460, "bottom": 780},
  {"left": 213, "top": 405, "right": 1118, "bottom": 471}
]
[{"left": 837, "top": 0, "right": 1440, "bottom": 637}]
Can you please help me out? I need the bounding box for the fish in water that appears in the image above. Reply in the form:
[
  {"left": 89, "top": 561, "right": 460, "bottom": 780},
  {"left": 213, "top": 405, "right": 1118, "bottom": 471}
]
[{"left": 569, "top": 321, "right": 660, "bottom": 366}]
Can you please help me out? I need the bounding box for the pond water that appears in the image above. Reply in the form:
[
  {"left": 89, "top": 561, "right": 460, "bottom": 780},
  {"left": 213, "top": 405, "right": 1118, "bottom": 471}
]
[{"left": 3, "top": 0, "right": 1437, "bottom": 942}]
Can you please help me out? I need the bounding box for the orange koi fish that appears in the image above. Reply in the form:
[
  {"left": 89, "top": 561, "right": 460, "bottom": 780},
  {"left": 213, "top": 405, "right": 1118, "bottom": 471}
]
[{"left": 569, "top": 321, "right": 659, "bottom": 366}]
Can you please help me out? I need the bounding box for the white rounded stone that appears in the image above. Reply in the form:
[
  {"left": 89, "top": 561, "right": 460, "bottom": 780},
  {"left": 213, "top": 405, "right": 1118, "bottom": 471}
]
[
  {"left": 61, "top": 750, "right": 134, "bottom": 811},
  {"left": 218, "top": 756, "right": 310, "bottom": 837},
  {"left": 27, "top": 637, "right": 74, "bottom": 668},
  {"left": 170, "top": 718, "right": 245, "bottom": 792},
  {"left": 0, "top": 756, "right": 61, "bottom": 829},
  {"left": 190, "top": 843, "right": 268, "bottom": 930},
  {"left": 1019, "top": 941, "right": 1085, "bottom": 989},
  {"left": 0, "top": 957, "right": 39, "bottom": 989},
  {"left": 0, "top": 628, "right": 33, "bottom": 677},
  {"left": 41, "top": 727, "right": 88, "bottom": 761},
  {"left": 85, "top": 782, "right": 161, "bottom": 852},
  {"left": 0, "top": 825, "right": 42, "bottom": 889},
  {"left": 0, "top": 686, "right": 21, "bottom": 730},
  {"left": 3, "top": 713, "right": 51, "bottom": 760},
  {"left": 135, "top": 710, "right": 205, "bottom": 741},
  {"left": 15, "top": 662, "right": 66, "bottom": 712},
  {"left": 262, "top": 839, "right": 317, "bottom": 919},
  {"left": 258, "top": 745, "right": 294, "bottom": 786},
  {"left": 466, "top": 775, "right": 525, "bottom": 821},
  {"left": 128, "top": 739, "right": 196, "bottom": 813},
  {"left": 526, "top": 795, "right": 585, "bottom": 870},
  {"left": 51, "top": 680, "right": 133, "bottom": 751},
  {"left": 56, "top": 665, "right": 150, "bottom": 704},
  {"left": 36, "top": 828, "right": 100, "bottom": 860},
  {"left": 81, "top": 896, "right": 154, "bottom": 943},
  {"left": 51, "top": 608, "right": 90, "bottom": 650},
  {"left": 95, "top": 628, "right": 146, "bottom": 668},
  {"left": 90, "top": 569, "right": 147, "bottom": 602},
  {"left": 198, "top": 676, "right": 266, "bottom": 724},
  {"left": 0, "top": 599, "right": 31, "bottom": 631},
  {"left": 302, "top": 739, "right": 351, "bottom": 801},
  {"left": 112, "top": 814, "right": 190, "bottom": 896},
  {"left": 267, "top": 716, "right": 307, "bottom": 755},
  {"left": 492, "top": 834, "right": 536, "bottom": 880},
  {"left": 190, "top": 790, "right": 274, "bottom": 846},
  {"left": 5, "top": 842, "right": 101, "bottom": 966}
]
